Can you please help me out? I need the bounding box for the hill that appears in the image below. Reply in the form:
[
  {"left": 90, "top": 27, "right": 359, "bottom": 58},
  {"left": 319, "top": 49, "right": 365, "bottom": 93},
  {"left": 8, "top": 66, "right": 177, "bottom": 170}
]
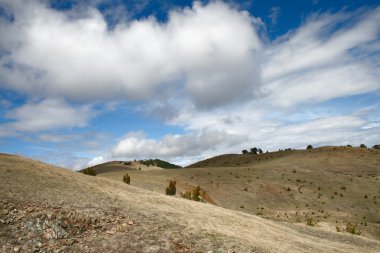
[
  {"left": 1, "top": 153, "right": 380, "bottom": 252},
  {"left": 138, "top": 159, "right": 182, "bottom": 169},
  {"left": 85, "top": 159, "right": 181, "bottom": 175},
  {"left": 95, "top": 146, "right": 380, "bottom": 241}
]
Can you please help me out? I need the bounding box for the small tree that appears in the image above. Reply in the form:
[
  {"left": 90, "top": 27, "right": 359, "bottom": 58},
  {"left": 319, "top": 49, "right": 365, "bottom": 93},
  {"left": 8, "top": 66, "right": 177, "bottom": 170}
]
[
  {"left": 192, "top": 186, "right": 201, "bottom": 201},
  {"left": 306, "top": 217, "right": 316, "bottom": 226},
  {"left": 82, "top": 167, "right": 96, "bottom": 176},
  {"left": 258, "top": 148, "right": 263, "bottom": 154},
  {"left": 250, "top": 147, "right": 258, "bottom": 155},
  {"left": 123, "top": 173, "right": 130, "bottom": 184},
  {"left": 242, "top": 149, "right": 249, "bottom": 154},
  {"left": 306, "top": 145, "right": 313, "bottom": 150},
  {"left": 166, "top": 180, "right": 176, "bottom": 195},
  {"left": 345, "top": 222, "right": 361, "bottom": 235},
  {"left": 359, "top": 144, "right": 367, "bottom": 148},
  {"left": 373, "top": 144, "right": 380, "bottom": 149},
  {"left": 181, "top": 185, "right": 203, "bottom": 202}
]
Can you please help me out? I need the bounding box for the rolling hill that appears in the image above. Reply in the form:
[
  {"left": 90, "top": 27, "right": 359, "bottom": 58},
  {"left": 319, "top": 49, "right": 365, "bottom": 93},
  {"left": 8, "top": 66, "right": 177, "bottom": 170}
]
[
  {"left": 1, "top": 147, "right": 380, "bottom": 252},
  {"left": 93, "top": 146, "right": 380, "bottom": 241}
]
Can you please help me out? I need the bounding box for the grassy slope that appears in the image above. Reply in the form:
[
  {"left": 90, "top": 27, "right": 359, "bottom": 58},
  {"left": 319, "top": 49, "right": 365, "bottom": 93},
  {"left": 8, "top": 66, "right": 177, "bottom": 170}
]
[
  {"left": 1, "top": 153, "right": 380, "bottom": 252},
  {"left": 95, "top": 147, "right": 380, "bottom": 241}
]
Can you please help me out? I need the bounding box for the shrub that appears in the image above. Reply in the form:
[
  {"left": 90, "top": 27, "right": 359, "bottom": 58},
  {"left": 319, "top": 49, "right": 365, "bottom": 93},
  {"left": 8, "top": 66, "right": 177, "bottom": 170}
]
[
  {"left": 181, "top": 190, "right": 192, "bottom": 200},
  {"left": 256, "top": 207, "right": 264, "bottom": 215},
  {"left": 372, "top": 144, "right": 380, "bottom": 149},
  {"left": 138, "top": 159, "right": 182, "bottom": 169},
  {"left": 123, "top": 173, "right": 130, "bottom": 184},
  {"left": 81, "top": 167, "right": 96, "bottom": 176},
  {"left": 166, "top": 180, "right": 176, "bottom": 195},
  {"left": 181, "top": 185, "right": 203, "bottom": 202},
  {"left": 359, "top": 144, "right": 367, "bottom": 148},
  {"left": 345, "top": 222, "right": 361, "bottom": 235},
  {"left": 306, "top": 145, "right": 313, "bottom": 149},
  {"left": 306, "top": 217, "right": 316, "bottom": 226},
  {"left": 192, "top": 186, "right": 201, "bottom": 201},
  {"left": 242, "top": 149, "right": 249, "bottom": 154}
]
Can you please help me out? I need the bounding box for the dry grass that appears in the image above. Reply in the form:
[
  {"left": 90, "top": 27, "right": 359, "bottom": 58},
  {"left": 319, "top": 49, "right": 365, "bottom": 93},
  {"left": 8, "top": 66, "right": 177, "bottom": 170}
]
[
  {"left": 95, "top": 146, "right": 380, "bottom": 241},
  {"left": 1, "top": 151, "right": 380, "bottom": 252}
]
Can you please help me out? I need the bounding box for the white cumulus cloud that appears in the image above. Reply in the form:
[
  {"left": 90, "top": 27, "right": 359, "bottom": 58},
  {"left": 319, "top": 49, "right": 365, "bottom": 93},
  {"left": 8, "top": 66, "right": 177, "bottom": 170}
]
[
  {"left": 0, "top": 0, "right": 262, "bottom": 108},
  {"left": 1, "top": 98, "right": 95, "bottom": 133}
]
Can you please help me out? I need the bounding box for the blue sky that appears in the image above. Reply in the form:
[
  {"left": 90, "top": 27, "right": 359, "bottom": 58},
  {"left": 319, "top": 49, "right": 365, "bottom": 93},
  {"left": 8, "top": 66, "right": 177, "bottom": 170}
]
[{"left": 0, "top": 0, "right": 379, "bottom": 169}]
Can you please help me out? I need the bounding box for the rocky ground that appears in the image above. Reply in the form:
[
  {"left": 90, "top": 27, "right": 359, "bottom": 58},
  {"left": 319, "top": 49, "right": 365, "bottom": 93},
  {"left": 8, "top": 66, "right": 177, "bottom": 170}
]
[
  {"left": 1, "top": 153, "right": 380, "bottom": 253},
  {"left": 0, "top": 198, "right": 203, "bottom": 253}
]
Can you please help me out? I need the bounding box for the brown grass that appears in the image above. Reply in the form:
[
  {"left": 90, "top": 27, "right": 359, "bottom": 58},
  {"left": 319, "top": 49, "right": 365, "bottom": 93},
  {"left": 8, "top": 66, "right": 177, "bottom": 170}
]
[{"left": 1, "top": 148, "right": 380, "bottom": 252}]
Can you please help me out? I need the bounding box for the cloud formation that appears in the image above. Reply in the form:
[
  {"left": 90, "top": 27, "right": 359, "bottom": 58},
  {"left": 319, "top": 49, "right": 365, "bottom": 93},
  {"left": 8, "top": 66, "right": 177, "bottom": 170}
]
[
  {"left": 0, "top": 98, "right": 94, "bottom": 133},
  {"left": 111, "top": 129, "right": 244, "bottom": 160},
  {"left": 0, "top": 1, "right": 379, "bottom": 168},
  {"left": 0, "top": 0, "right": 261, "bottom": 108},
  {"left": 262, "top": 8, "right": 380, "bottom": 107}
]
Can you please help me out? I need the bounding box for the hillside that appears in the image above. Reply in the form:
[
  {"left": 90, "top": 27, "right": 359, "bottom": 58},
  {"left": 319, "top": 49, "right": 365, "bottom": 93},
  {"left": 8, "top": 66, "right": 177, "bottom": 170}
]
[
  {"left": 138, "top": 159, "right": 182, "bottom": 169},
  {"left": 95, "top": 146, "right": 380, "bottom": 241},
  {"left": 86, "top": 159, "right": 181, "bottom": 175},
  {"left": 1, "top": 153, "right": 380, "bottom": 252}
]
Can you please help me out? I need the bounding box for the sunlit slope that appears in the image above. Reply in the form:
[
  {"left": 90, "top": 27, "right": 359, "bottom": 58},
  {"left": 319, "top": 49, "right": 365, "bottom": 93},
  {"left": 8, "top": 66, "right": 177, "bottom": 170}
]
[
  {"left": 1, "top": 153, "right": 380, "bottom": 252},
  {"left": 95, "top": 147, "right": 380, "bottom": 240}
]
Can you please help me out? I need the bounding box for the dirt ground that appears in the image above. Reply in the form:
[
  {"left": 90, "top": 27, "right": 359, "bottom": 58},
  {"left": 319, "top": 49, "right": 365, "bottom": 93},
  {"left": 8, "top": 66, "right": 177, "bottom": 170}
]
[{"left": 1, "top": 153, "right": 380, "bottom": 252}]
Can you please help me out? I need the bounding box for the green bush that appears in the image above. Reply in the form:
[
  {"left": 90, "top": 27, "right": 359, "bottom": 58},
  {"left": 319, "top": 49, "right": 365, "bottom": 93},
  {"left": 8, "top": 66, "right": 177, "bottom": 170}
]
[
  {"left": 166, "top": 180, "right": 176, "bottom": 195},
  {"left": 306, "top": 217, "right": 316, "bottom": 226},
  {"left": 181, "top": 191, "right": 192, "bottom": 200},
  {"left": 359, "top": 144, "right": 367, "bottom": 148},
  {"left": 181, "top": 186, "right": 203, "bottom": 202},
  {"left": 306, "top": 145, "right": 313, "bottom": 150},
  {"left": 81, "top": 167, "right": 96, "bottom": 176},
  {"left": 123, "top": 173, "right": 130, "bottom": 184},
  {"left": 345, "top": 222, "right": 361, "bottom": 235},
  {"left": 138, "top": 159, "right": 182, "bottom": 169}
]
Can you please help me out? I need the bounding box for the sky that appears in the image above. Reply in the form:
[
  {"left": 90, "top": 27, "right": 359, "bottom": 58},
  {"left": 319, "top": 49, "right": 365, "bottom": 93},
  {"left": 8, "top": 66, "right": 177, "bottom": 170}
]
[{"left": 0, "top": 0, "right": 379, "bottom": 170}]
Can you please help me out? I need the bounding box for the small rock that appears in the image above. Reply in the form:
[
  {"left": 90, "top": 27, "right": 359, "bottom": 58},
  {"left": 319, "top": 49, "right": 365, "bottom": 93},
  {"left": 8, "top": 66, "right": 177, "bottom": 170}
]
[
  {"left": 127, "top": 220, "right": 134, "bottom": 225},
  {"left": 106, "top": 230, "right": 115, "bottom": 235},
  {"left": 37, "top": 242, "right": 43, "bottom": 248},
  {"left": 0, "top": 219, "right": 4, "bottom": 224},
  {"left": 13, "top": 246, "right": 20, "bottom": 252}
]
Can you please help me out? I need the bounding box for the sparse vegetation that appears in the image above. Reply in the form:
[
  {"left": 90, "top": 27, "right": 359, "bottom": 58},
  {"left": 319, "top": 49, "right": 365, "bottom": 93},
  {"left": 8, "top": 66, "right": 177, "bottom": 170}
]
[
  {"left": 345, "top": 222, "right": 361, "bottom": 235},
  {"left": 181, "top": 186, "right": 203, "bottom": 202},
  {"left": 2, "top": 149, "right": 380, "bottom": 252},
  {"left": 81, "top": 167, "right": 96, "bottom": 176},
  {"left": 166, "top": 180, "right": 176, "bottom": 195},
  {"left": 139, "top": 159, "right": 182, "bottom": 169},
  {"left": 306, "top": 217, "right": 316, "bottom": 226},
  {"left": 123, "top": 173, "right": 130, "bottom": 184},
  {"left": 86, "top": 145, "right": 380, "bottom": 241}
]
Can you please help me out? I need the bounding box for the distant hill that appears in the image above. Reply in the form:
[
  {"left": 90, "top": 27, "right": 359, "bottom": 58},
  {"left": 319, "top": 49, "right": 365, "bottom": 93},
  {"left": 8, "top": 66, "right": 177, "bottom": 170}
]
[
  {"left": 96, "top": 146, "right": 380, "bottom": 241},
  {"left": 4, "top": 153, "right": 380, "bottom": 252},
  {"left": 84, "top": 159, "right": 181, "bottom": 176},
  {"left": 186, "top": 149, "right": 296, "bottom": 168},
  {"left": 138, "top": 159, "right": 182, "bottom": 169}
]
